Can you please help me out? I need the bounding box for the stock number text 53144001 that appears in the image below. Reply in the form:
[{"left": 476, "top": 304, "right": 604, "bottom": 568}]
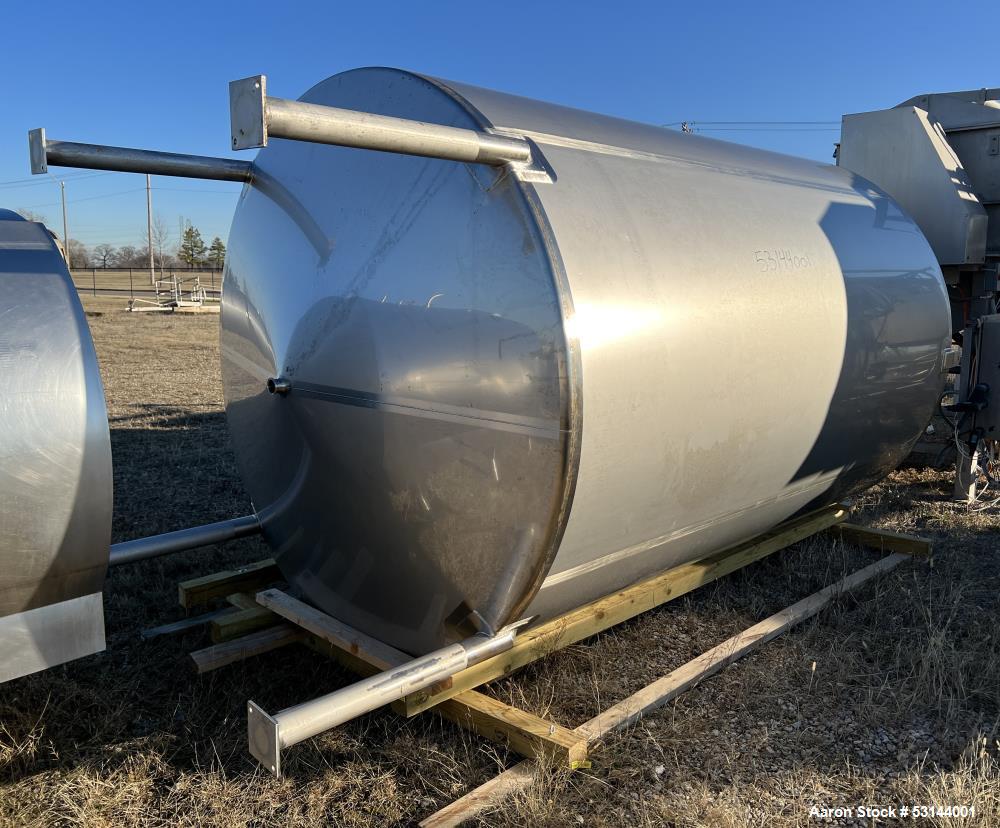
[{"left": 753, "top": 249, "right": 813, "bottom": 272}]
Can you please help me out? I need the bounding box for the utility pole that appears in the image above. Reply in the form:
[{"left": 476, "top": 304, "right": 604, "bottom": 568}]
[
  {"left": 60, "top": 180, "right": 70, "bottom": 269},
  {"left": 146, "top": 174, "right": 155, "bottom": 286}
]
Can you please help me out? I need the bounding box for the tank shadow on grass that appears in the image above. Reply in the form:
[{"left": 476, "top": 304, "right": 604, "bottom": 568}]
[{"left": 2, "top": 414, "right": 502, "bottom": 789}]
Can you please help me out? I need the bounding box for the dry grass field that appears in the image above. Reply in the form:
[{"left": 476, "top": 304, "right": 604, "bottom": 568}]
[{"left": 1, "top": 295, "right": 998, "bottom": 827}]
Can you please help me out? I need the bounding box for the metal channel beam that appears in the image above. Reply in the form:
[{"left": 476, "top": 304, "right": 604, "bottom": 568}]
[
  {"left": 229, "top": 74, "right": 531, "bottom": 165},
  {"left": 29, "top": 128, "right": 253, "bottom": 182}
]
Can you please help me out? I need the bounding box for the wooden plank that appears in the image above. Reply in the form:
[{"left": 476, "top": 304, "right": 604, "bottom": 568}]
[
  {"left": 405, "top": 503, "right": 848, "bottom": 716},
  {"left": 831, "top": 523, "right": 932, "bottom": 558},
  {"left": 189, "top": 624, "right": 304, "bottom": 673},
  {"left": 420, "top": 551, "right": 909, "bottom": 828},
  {"left": 210, "top": 606, "right": 276, "bottom": 643},
  {"left": 226, "top": 592, "right": 260, "bottom": 610},
  {"left": 435, "top": 691, "right": 588, "bottom": 767},
  {"left": 256, "top": 588, "right": 404, "bottom": 669},
  {"left": 178, "top": 559, "right": 280, "bottom": 608},
  {"left": 262, "top": 589, "right": 587, "bottom": 765}
]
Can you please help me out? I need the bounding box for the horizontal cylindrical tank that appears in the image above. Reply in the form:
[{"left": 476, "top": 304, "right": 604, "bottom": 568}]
[
  {"left": 0, "top": 209, "right": 112, "bottom": 681},
  {"left": 220, "top": 68, "right": 951, "bottom": 654}
]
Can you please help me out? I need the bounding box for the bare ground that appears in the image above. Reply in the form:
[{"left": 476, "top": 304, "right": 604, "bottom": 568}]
[{"left": 0, "top": 295, "right": 997, "bottom": 827}]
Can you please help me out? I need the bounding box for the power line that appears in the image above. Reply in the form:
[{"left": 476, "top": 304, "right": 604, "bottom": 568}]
[
  {"left": 696, "top": 127, "right": 839, "bottom": 132},
  {"left": 662, "top": 119, "right": 840, "bottom": 134},
  {"left": 0, "top": 171, "right": 114, "bottom": 189},
  {"left": 152, "top": 187, "right": 240, "bottom": 194},
  {"left": 663, "top": 120, "right": 838, "bottom": 126},
  {"left": 20, "top": 187, "right": 147, "bottom": 209}
]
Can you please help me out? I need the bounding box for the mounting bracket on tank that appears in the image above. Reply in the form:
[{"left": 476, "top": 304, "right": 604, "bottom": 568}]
[{"left": 228, "top": 74, "right": 555, "bottom": 183}]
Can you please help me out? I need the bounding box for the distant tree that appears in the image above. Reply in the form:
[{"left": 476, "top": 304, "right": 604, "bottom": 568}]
[
  {"left": 15, "top": 209, "right": 48, "bottom": 223},
  {"left": 152, "top": 213, "right": 171, "bottom": 276},
  {"left": 112, "top": 245, "right": 140, "bottom": 267},
  {"left": 67, "top": 239, "right": 91, "bottom": 268},
  {"left": 93, "top": 243, "right": 116, "bottom": 268},
  {"left": 179, "top": 225, "right": 207, "bottom": 267},
  {"left": 208, "top": 236, "right": 226, "bottom": 269}
]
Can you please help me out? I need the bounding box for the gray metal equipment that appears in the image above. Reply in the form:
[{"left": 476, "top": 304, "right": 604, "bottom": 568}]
[
  {"left": 221, "top": 69, "right": 951, "bottom": 656},
  {"left": 838, "top": 88, "right": 1000, "bottom": 500},
  {"left": 0, "top": 209, "right": 112, "bottom": 683},
  {"left": 0, "top": 208, "right": 263, "bottom": 679},
  {"left": 15, "top": 68, "right": 956, "bottom": 764}
]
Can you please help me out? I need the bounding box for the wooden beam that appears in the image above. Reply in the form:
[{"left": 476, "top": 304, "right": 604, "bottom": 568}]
[
  {"left": 260, "top": 588, "right": 588, "bottom": 765},
  {"left": 210, "top": 606, "right": 276, "bottom": 643},
  {"left": 419, "top": 552, "right": 908, "bottom": 828},
  {"left": 831, "top": 523, "right": 932, "bottom": 558},
  {"left": 226, "top": 592, "right": 261, "bottom": 610},
  {"left": 435, "top": 692, "right": 588, "bottom": 767},
  {"left": 189, "top": 624, "right": 304, "bottom": 673},
  {"left": 405, "top": 503, "right": 848, "bottom": 716},
  {"left": 178, "top": 559, "right": 281, "bottom": 608},
  {"left": 256, "top": 588, "right": 405, "bottom": 669}
]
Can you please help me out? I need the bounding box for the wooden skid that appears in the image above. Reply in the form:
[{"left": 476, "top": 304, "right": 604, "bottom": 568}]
[
  {"left": 182, "top": 503, "right": 852, "bottom": 772},
  {"left": 403, "top": 503, "right": 848, "bottom": 716},
  {"left": 831, "top": 522, "right": 932, "bottom": 558},
  {"left": 258, "top": 589, "right": 587, "bottom": 766},
  {"left": 421, "top": 552, "right": 910, "bottom": 828},
  {"left": 190, "top": 624, "right": 304, "bottom": 673},
  {"left": 210, "top": 606, "right": 276, "bottom": 643},
  {"left": 178, "top": 559, "right": 281, "bottom": 608}
]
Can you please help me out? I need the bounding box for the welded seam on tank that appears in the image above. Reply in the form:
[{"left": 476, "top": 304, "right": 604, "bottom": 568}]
[
  {"left": 420, "top": 72, "right": 584, "bottom": 622},
  {"left": 486, "top": 127, "right": 859, "bottom": 196},
  {"left": 538, "top": 477, "right": 840, "bottom": 590},
  {"left": 291, "top": 380, "right": 562, "bottom": 439}
]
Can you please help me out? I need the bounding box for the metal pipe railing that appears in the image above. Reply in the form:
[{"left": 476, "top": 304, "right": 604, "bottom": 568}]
[
  {"left": 247, "top": 618, "right": 530, "bottom": 776},
  {"left": 29, "top": 128, "right": 253, "bottom": 182},
  {"left": 229, "top": 74, "right": 532, "bottom": 166},
  {"left": 109, "top": 514, "right": 262, "bottom": 566}
]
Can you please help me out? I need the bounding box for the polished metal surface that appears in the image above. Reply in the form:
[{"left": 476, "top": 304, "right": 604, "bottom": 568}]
[
  {"left": 0, "top": 209, "right": 112, "bottom": 677},
  {"left": 840, "top": 88, "right": 1000, "bottom": 264},
  {"left": 0, "top": 593, "right": 105, "bottom": 683},
  {"left": 109, "top": 514, "right": 261, "bottom": 566},
  {"left": 248, "top": 620, "right": 523, "bottom": 776},
  {"left": 221, "top": 68, "right": 951, "bottom": 655},
  {"left": 29, "top": 127, "right": 253, "bottom": 181},
  {"left": 839, "top": 109, "right": 988, "bottom": 266},
  {"left": 230, "top": 74, "right": 531, "bottom": 165}
]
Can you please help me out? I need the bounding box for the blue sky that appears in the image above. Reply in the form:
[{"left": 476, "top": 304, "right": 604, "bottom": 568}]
[{"left": 2, "top": 0, "right": 996, "bottom": 253}]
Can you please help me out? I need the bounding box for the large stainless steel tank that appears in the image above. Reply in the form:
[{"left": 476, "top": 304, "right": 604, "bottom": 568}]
[
  {"left": 221, "top": 68, "right": 952, "bottom": 654},
  {"left": 0, "top": 209, "right": 112, "bottom": 681}
]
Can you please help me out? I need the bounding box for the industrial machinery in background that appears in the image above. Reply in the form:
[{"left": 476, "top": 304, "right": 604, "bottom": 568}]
[
  {"left": 1, "top": 68, "right": 973, "bottom": 771},
  {"left": 837, "top": 88, "right": 1000, "bottom": 503}
]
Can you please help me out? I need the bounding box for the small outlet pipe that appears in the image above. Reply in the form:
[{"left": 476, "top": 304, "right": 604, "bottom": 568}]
[
  {"left": 248, "top": 618, "right": 531, "bottom": 776},
  {"left": 109, "top": 514, "right": 262, "bottom": 566}
]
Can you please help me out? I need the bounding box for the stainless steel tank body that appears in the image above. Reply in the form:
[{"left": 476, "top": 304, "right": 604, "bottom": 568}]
[
  {"left": 0, "top": 209, "right": 112, "bottom": 682},
  {"left": 215, "top": 68, "right": 952, "bottom": 656}
]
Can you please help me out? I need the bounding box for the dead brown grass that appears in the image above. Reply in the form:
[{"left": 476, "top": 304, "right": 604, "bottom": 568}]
[{"left": 0, "top": 295, "right": 997, "bottom": 826}]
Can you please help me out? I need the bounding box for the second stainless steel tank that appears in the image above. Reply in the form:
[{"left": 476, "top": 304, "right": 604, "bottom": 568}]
[{"left": 221, "top": 68, "right": 951, "bottom": 654}]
